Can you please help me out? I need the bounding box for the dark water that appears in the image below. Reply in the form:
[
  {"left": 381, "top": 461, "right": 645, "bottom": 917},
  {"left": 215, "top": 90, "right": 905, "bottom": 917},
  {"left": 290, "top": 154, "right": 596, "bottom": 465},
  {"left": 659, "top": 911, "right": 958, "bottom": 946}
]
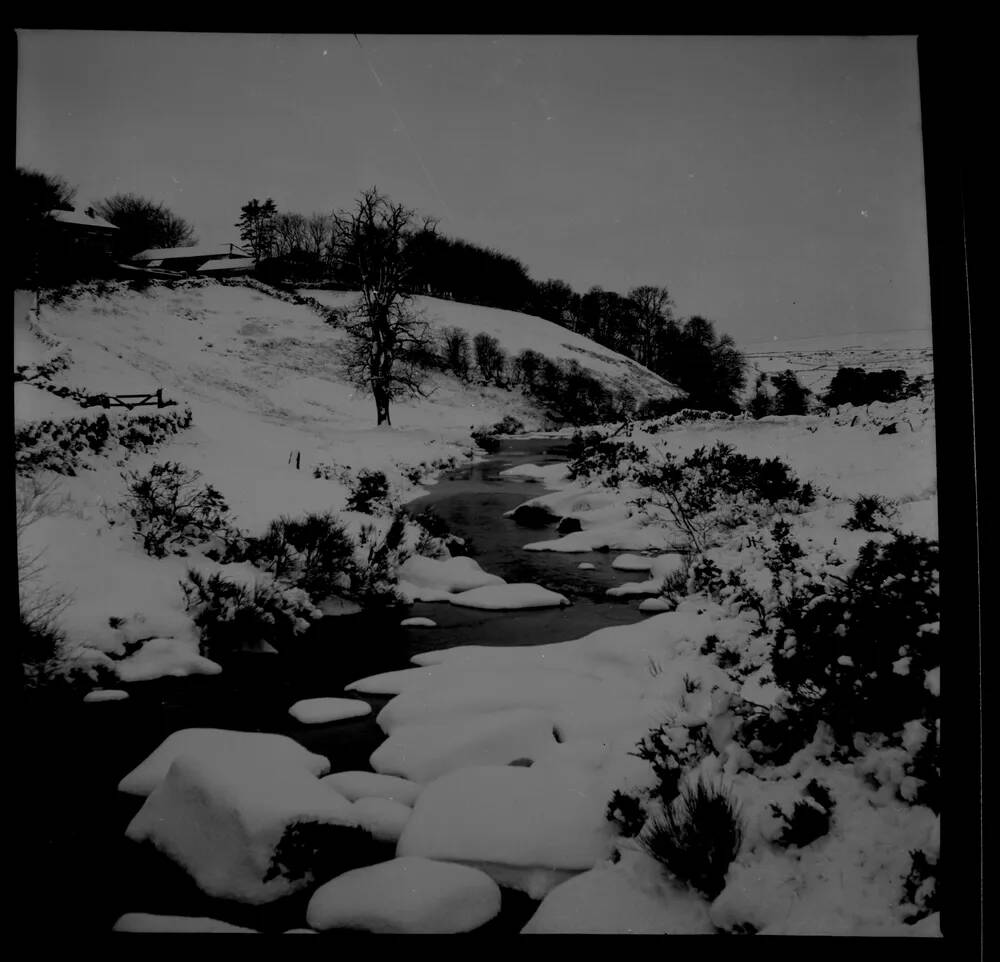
[{"left": 19, "top": 438, "right": 649, "bottom": 934}]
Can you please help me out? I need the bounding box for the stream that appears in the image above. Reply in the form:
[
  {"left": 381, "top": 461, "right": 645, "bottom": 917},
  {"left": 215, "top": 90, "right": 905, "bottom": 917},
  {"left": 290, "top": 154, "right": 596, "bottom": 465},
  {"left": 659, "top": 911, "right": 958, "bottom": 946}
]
[{"left": 20, "top": 437, "right": 652, "bottom": 933}]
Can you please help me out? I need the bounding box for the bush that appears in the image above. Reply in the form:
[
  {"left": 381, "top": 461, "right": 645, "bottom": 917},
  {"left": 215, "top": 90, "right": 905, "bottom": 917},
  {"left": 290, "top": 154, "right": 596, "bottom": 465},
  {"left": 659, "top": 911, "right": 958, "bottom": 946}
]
[
  {"left": 470, "top": 428, "right": 501, "bottom": 453},
  {"left": 631, "top": 717, "right": 717, "bottom": 809},
  {"left": 771, "top": 532, "right": 939, "bottom": 741},
  {"left": 345, "top": 469, "right": 392, "bottom": 514},
  {"left": 769, "top": 779, "right": 835, "bottom": 848},
  {"left": 900, "top": 849, "right": 939, "bottom": 923},
  {"left": 120, "top": 461, "right": 232, "bottom": 558},
  {"left": 512, "top": 349, "right": 544, "bottom": 389},
  {"left": 632, "top": 443, "right": 814, "bottom": 551},
  {"left": 606, "top": 789, "right": 647, "bottom": 838},
  {"left": 844, "top": 493, "right": 899, "bottom": 533},
  {"left": 440, "top": 326, "right": 471, "bottom": 380},
  {"left": 567, "top": 438, "right": 649, "bottom": 484},
  {"left": 264, "top": 821, "right": 377, "bottom": 886},
  {"left": 244, "top": 512, "right": 355, "bottom": 600},
  {"left": 638, "top": 778, "right": 744, "bottom": 900},
  {"left": 180, "top": 568, "right": 321, "bottom": 657},
  {"left": 349, "top": 513, "right": 410, "bottom": 605}
]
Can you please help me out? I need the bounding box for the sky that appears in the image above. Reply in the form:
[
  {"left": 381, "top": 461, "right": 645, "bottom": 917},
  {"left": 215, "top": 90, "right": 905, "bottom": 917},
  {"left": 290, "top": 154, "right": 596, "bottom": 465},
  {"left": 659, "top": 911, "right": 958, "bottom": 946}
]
[{"left": 16, "top": 32, "right": 931, "bottom": 344}]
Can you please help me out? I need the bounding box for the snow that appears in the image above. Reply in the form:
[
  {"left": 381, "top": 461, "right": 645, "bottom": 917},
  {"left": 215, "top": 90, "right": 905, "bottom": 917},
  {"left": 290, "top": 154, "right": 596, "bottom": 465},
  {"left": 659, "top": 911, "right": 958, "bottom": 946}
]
[
  {"left": 397, "top": 765, "right": 616, "bottom": 898},
  {"left": 49, "top": 208, "right": 118, "bottom": 231},
  {"left": 83, "top": 689, "right": 129, "bottom": 703},
  {"left": 125, "top": 748, "right": 357, "bottom": 903},
  {"left": 521, "top": 854, "right": 713, "bottom": 934},
  {"left": 113, "top": 638, "right": 222, "bottom": 683},
  {"left": 611, "top": 553, "right": 656, "bottom": 571},
  {"left": 350, "top": 796, "right": 412, "bottom": 843},
  {"left": 396, "top": 555, "right": 504, "bottom": 593},
  {"left": 306, "top": 857, "right": 501, "bottom": 933},
  {"left": 118, "top": 728, "right": 330, "bottom": 797},
  {"left": 112, "top": 913, "right": 257, "bottom": 933},
  {"left": 447, "top": 583, "right": 569, "bottom": 610},
  {"left": 499, "top": 462, "right": 569, "bottom": 483},
  {"left": 288, "top": 697, "right": 372, "bottom": 724},
  {"left": 578, "top": 562, "right": 596, "bottom": 570},
  {"left": 320, "top": 771, "right": 422, "bottom": 806},
  {"left": 370, "top": 708, "right": 560, "bottom": 783},
  {"left": 400, "top": 617, "right": 437, "bottom": 627}
]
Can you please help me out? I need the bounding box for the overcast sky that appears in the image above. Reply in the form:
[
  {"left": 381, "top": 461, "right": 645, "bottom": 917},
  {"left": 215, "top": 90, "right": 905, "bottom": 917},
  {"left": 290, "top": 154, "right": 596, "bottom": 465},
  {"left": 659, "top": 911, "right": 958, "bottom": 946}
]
[{"left": 16, "top": 32, "right": 930, "bottom": 343}]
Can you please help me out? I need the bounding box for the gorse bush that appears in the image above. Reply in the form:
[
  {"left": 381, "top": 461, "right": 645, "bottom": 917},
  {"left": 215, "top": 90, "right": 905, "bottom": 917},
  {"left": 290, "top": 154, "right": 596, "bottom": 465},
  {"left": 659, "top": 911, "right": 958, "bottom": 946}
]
[
  {"left": 630, "top": 716, "right": 717, "bottom": 809},
  {"left": 639, "top": 778, "right": 744, "bottom": 900},
  {"left": 844, "top": 493, "right": 899, "bottom": 533},
  {"left": 345, "top": 469, "right": 393, "bottom": 514},
  {"left": 120, "top": 461, "right": 232, "bottom": 558},
  {"left": 349, "top": 513, "right": 410, "bottom": 605},
  {"left": 606, "top": 789, "right": 648, "bottom": 838},
  {"left": 632, "top": 443, "right": 814, "bottom": 551},
  {"left": 244, "top": 511, "right": 355, "bottom": 599},
  {"left": 771, "top": 532, "right": 939, "bottom": 741},
  {"left": 180, "top": 568, "right": 321, "bottom": 657},
  {"left": 567, "top": 438, "right": 649, "bottom": 484}
]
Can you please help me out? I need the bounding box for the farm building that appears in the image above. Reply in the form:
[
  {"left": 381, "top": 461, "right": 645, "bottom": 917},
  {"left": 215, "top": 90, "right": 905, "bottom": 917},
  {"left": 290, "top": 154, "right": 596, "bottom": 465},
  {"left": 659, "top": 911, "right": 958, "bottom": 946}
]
[
  {"left": 131, "top": 243, "right": 249, "bottom": 274},
  {"left": 46, "top": 208, "right": 119, "bottom": 254}
]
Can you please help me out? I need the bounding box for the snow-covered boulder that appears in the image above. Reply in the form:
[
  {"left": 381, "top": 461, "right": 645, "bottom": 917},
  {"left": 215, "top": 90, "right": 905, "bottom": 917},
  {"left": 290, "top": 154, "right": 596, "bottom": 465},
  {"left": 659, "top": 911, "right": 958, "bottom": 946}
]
[
  {"left": 400, "top": 617, "right": 437, "bottom": 627},
  {"left": 288, "top": 697, "right": 371, "bottom": 724},
  {"left": 113, "top": 913, "right": 258, "bottom": 933},
  {"left": 448, "top": 583, "right": 569, "bottom": 610},
  {"left": 118, "top": 728, "right": 330, "bottom": 797},
  {"left": 83, "top": 689, "right": 129, "bottom": 703},
  {"left": 306, "top": 857, "right": 501, "bottom": 933},
  {"left": 320, "top": 771, "right": 422, "bottom": 806},
  {"left": 350, "top": 796, "right": 412, "bottom": 843},
  {"left": 397, "top": 555, "right": 505, "bottom": 594},
  {"left": 521, "top": 860, "right": 713, "bottom": 934},
  {"left": 611, "top": 553, "right": 654, "bottom": 571},
  {"left": 370, "top": 708, "right": 559, "bottom": 783},
  {"left": 114, "top": 638, "right": 222, "bottom": 683},
  {"left": 397, "top": 765, "right": 615, "bottom": 898},
  {"left": 125, "top": 749, "right": 359, "bottom": 903}
]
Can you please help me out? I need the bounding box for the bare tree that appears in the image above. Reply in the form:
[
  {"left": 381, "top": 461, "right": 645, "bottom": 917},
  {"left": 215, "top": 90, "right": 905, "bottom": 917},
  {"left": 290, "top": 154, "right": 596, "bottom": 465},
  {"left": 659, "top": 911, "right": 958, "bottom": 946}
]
[
  {"left": 330, "top": 188, "right": 438, "bottom": 425},
  {"left": 306, "top": 212, "right": 332, "bottom": 259},
  {"left": 273, "top": 211, "right": 308, "bottom": 256},
  {"left": 628, "top": 285, "right": 675, "bottom": 369},
  {"left": 94, "top": 193, "right": 197, "bottom": 257}
]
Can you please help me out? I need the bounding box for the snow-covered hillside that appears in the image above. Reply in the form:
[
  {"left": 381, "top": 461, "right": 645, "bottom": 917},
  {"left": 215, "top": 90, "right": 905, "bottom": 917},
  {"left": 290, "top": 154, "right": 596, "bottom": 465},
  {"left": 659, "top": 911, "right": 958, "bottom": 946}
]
[{"left": 302, "top": 290, "right": 681, "bottom": 403}]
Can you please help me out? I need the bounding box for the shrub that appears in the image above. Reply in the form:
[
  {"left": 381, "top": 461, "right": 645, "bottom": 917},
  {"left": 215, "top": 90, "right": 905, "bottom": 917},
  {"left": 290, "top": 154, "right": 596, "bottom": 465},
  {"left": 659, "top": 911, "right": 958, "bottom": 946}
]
[
  {"left": 606, "top": 789, "right": 647, "bottom": 838},
  {"left": 639, "top": 777, "right": 744, "bottom": 900},
  {"left": 770, "top": 779, "right": 835, "bottom": 848},
  {"left": 771, "top": 532, "right": 939, "bottom": 741},
  {"left": 900, "top": 849, "right": 939, "bottom": 923},
  {"left": 180, "top": 568, "right": 321, "bottom": 657},
  {"left": 245, "top": 512, "right": 355, "bottom": 599},
  {"left": 844, "top": 493, "right": 899, "bottom": 533},
  {"left": 631, "top": 717, "right": 717, "bottom": 808},
  {"left": 513, "top": 349, "right": 544, "bottom": 389},
  {"left": 120, "top": 461, "right": 232, "bottom": 558},
  {"left": 349, "top": 513, "right": 410, "bottom": 605},
  {"left": 345, "top": 469, "right": 392, "bottom": 514},
  {"left": 567, "top": 438, "right": 649, "bottom": 484},
  {"left": 491, "top": 414, "right": 524, "bottom": 435},
  {"left": 470, "top": 428, "right": 501, "bottom": 453}
]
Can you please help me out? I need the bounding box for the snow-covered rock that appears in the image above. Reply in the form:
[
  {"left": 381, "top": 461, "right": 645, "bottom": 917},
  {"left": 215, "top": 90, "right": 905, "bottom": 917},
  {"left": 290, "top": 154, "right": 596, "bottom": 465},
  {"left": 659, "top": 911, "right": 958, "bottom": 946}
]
[
  {"left": 447, "top": 583, "right": 569, "bottom": 610},
  {"left": 306, "top": 856, "right": 501, "bottom": 933},
  {"left": 350, "top": 796, "right": 412, "bottom": 843},
  {"left": 125, "top": 749, "right": 357, "bottom": 903},
  {"left": 522, "top": 859, "right": 713, "bottom": 934},
  {"left": 370, "top": 708, "right": 559, "bottom": 783},
  {"left": 320, "top": 770, "right": 422, "bottom": 806},
  {"left": 113, "top": 638, "right": 222, "bottom": 683},
  {"left": 611, "top": 553, "right": 655, "bottom": 571},
  {"left": 83, "top": 689, "right": 130, "bottom": 703},
  {"left": 397, "top": 765, "right": 615, "bottom": 898},
  {"left": 288, "top": 697, "right": 372, "bottom": 724},
  {"left": 397, "top": 555, "right": 505, "bottom": 594},
  {"left": 578, "top": 562, "right": 596, "bottom": 570},
  {"left": 400, "top": 617, "right": 437, "bottom": 627},
  {"left": 118, "top": 728, "right": 330, "bottom": 797},
  {"left": 113, "top": 913, "right": 258, "bottom": 933}
]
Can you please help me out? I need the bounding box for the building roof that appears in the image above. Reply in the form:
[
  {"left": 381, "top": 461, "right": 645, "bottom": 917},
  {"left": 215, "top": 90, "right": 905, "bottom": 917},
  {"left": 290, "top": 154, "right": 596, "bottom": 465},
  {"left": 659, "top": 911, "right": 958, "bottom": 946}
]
[
  {"left": 48, "top": 208, "right": 118, "bottom": 231},
  {"left": 132, "top": 243, "right": 247, "bottom": 263},
  {"left": 198, "top": 257, "right": 256, "bottom": 273}
]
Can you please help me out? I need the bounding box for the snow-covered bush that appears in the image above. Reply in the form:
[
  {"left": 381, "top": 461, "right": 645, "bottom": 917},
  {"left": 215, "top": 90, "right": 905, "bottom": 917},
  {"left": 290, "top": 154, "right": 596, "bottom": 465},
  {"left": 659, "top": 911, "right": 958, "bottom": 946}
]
[
  {"left": 243, "top": 511, "right": 356, "bottom": 600},
  {"left": 180, "top": 568, "right": 322, "bottom": 657},
  {"left": 410, "top": 507, "right": 467, "bottom": 558},
  {"left": 312, "top": 460, "right": 353, "bottom": 484},
  {"left": 263, "top": 820, "right": 378, "bottom": 885},
  {"left": 567, "top": 438, "right": 649, "bottom": 484},
  {"left": 844, "top": 493, "right": 900, "bottom": 533},
  {"left": 15, "top": 406, "right": 193, "bottom": 474},
  {"left": 900, "top": 849, "right": 939, "bottom": 923},
  {"left": 470, "top": 428, "right": 502, "bottom": 453},
  {"left": 771, "top": 532, "right": 939, "bottom": 743},
  {"left": 349, "top": 513, "right": 410, "bottom": 606},
  {"left": 121, "top": 461, "right": 232, "bottom": 558},
  {"left": 345, "top": 468, "right": 394, "bottom": 515},
  {"left": 632, "top": 443, "right": 814, "bottom": 551},
  {"left": 638, "top": 778, "right": 744, "bottom": 900}
]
